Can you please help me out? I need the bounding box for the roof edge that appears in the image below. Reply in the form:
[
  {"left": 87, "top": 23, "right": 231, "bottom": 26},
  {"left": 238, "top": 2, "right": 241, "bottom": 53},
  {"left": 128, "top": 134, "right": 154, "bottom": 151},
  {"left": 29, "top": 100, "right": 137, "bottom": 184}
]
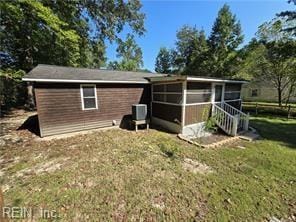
[
  {"left": 187, "top": 77, "right": 248, "bottom": 84},
  {"left": 22, "top": 78, "right": 150, "bottom": 84},
  {"left": 149, "top": 76, "right": 248, "bottom": 84}
]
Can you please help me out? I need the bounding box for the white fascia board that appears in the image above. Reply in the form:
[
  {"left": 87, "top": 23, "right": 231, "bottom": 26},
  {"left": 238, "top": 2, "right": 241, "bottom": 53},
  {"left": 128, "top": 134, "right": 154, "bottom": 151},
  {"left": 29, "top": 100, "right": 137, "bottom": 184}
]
[
  {"left": 186, "top": 77, "right": 248, "bottom": 84},
  {"left": 149, "top": 76, "right": 186, "bottom": 82},
  {"left": 22, "top": 78, "right": 149, "bottom": 84}
]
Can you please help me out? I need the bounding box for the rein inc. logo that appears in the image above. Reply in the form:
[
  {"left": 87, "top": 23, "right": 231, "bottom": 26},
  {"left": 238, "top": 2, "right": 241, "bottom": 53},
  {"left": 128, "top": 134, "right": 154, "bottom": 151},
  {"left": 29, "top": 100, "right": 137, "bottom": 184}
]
[{"left": 2, "top": 207, "right": 59, "bottom": 220}]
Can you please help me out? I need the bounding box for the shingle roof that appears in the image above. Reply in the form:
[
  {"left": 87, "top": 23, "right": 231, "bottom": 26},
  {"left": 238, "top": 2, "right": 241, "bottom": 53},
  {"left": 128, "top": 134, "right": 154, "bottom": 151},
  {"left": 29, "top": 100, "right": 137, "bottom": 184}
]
[
  {"left": 23, "top": 64, "right": 167, "bottom": 83},
  {"left": 23, "top": 64, "right": 247, "bottom": 84}
]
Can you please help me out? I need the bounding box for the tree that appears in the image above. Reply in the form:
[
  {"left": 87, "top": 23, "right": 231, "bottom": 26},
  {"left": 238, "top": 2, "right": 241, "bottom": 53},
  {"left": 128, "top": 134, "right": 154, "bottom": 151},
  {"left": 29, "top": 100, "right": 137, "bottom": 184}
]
[
  {"left": 108, "top": 34, "right": 143, "bottom": 71},
  {"left": 235, "top": 38, "right": 265, "bottom": 80},
  {"left": 207, "top": 4, "right": 244, "bottom": 77},
  {"left": 257, "top": 19, "right": 291, "bottom": 42},
  {"left": 0, "top": 0, "right": 145, "bottom": 71},
  {"left": 174, "top": 25, "right": 201, "bottom": 71},
  {"left": 0, "top": 0, "right": 145, "bottom": 111},
  {"left": 277, "top": 0, "right": 296, "bottom": 36},
  {"left": 0, "top": 69, "right": 27, "bottom": 110},
  {"left": 258, "top": 41, "right": 296, "bottom": 107},
  {"left": 240, "top": 20, "right": 296, "bottom": 107},
  {"left": 184, "top": 30, "right": 209, "bottom": 76},
  {"left": 155, "top": 47, "right": 174, "bottom": 73}
]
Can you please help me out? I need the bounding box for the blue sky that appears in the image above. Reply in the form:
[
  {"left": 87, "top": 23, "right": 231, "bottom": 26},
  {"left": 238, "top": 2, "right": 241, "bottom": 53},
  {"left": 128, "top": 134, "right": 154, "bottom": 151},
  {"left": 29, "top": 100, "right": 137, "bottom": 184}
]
[{"left": 106, "top": 0, "right": 294, "bottom": 71}]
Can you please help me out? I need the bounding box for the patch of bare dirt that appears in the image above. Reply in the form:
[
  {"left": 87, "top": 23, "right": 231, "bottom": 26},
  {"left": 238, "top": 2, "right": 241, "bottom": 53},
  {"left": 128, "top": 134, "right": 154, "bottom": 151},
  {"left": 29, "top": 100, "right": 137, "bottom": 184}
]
[
  {"left": 14, "top": 157, "right": 70, "bottom": 178},
  {"left": 182, "top": 158, "right": 213, "bottom": 175},
  {"left": 152, "top": 193, "right": 166, "bottom": 210},
  {"left": 0, "top": 109, "right": 38, "bottom": 147},
  {"left": 194, "top": 132, "right": 231, "bottom": 145}
]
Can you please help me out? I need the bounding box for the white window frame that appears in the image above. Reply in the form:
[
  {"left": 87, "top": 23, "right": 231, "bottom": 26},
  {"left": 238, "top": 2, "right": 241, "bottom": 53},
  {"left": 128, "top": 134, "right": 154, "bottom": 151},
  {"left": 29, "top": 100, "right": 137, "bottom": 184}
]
[
  {"left": 80, "top": 84, "right": 98, "bottom": 110},
  {"left": 152, "top": 82, "right": 183, "bottom": 104}
]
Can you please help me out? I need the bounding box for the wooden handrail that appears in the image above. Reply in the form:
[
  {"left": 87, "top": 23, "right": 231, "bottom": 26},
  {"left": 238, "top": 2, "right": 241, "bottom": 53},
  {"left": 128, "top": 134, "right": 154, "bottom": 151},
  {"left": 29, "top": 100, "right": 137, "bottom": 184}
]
[
  {"left": 213, "top": 102, "right": 250, "bottom": 136},
  {"left": 220, "top": 102, "right": 249, "bottom": 131},
  {"left": 212, "top": 104, "right": 238, "bottom": 136}
]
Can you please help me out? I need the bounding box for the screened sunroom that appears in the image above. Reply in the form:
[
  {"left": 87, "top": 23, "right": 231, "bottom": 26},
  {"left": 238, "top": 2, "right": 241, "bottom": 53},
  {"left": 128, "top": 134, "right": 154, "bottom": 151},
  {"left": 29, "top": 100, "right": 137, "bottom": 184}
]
[{"left": 149, "top": 75, "right": 248, "bottom": 137}]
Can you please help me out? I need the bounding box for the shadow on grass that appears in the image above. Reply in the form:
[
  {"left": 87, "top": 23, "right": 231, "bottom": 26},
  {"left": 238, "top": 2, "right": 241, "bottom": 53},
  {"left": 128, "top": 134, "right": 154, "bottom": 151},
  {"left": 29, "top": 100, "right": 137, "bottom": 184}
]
[
  {"left": 250, "top": 116, "right": 296, "bottom": 149},
  {"left": 17, "top": 114, "right": 41, "bottom": 137}
]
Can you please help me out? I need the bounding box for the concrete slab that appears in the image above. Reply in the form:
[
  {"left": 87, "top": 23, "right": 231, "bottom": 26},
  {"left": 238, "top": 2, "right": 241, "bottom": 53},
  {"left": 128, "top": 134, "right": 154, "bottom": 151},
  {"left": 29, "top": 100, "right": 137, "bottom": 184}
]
[{"left": 239, "top": 131, "right": 260, "bottom": 141}]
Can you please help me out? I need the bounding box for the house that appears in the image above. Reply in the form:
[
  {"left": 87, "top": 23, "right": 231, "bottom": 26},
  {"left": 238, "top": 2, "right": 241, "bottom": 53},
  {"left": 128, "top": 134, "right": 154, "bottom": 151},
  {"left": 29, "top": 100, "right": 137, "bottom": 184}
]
[
  {"left": 242, "top": 80, "right": 296, "bottom": 103},
  {"left": 23, "top": 64, "right": 248, "bottom": 137}
]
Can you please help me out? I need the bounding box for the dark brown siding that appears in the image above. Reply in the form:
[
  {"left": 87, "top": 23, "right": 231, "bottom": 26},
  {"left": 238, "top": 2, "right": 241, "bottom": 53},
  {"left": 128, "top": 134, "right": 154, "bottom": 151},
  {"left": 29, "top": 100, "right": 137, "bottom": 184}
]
[
  {"left": 185, "top": 104, "right": 211, "bottom": 125},
  {"left": 35, "top": 83, "right": 150, "bottom": 136},
  {"left": 151, "top": 102, "right": 182, "bottom": 123},
  {"left": 226, "top": 100, "right": 241, "bottom": 110}
]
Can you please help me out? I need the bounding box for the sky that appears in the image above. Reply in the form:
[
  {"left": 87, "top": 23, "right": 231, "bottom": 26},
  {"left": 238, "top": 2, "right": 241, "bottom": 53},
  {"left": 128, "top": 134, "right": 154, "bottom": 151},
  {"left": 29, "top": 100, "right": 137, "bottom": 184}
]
[{"left": 106, "top": 0, "right": 294, "bottom": 72}]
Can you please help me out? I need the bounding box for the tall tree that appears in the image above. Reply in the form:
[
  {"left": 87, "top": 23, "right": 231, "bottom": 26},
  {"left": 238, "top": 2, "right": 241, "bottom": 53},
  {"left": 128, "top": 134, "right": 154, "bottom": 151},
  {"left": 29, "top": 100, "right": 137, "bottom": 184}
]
[
  {"left": 108, "top": 34, "right": 143, "bottom": 71},
  {"left": 184, "top": 30, "right": 209, "bottom": 76},
  {"left": 174, "top": 25, "right": 201, "bottom": 71},
  {"left": 207, "top": 4, "right": 243, "bottom": 77},
  {"left": 155, "top": 47, "right": 174, "bottom": 74},
  {"left": 0, "top": 0, "right": 145, "bottom": 71}
]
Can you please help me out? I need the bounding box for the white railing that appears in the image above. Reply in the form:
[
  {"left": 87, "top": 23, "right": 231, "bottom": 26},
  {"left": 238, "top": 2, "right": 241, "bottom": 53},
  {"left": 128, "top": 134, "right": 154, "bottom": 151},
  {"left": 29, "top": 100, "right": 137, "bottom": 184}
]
[
  {"left": 212, "top": 104, "right": 238, "bottom": 136},
  {"left": 219, "top": 102, "right": 249, "bottom": 131}
]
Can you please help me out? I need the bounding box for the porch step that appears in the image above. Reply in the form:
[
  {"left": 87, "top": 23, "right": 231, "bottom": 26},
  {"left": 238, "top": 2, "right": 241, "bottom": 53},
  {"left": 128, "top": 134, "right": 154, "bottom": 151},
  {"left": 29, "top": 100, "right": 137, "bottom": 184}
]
[{"left": 238, "top": 130, "right": 260, "bottom": 141}]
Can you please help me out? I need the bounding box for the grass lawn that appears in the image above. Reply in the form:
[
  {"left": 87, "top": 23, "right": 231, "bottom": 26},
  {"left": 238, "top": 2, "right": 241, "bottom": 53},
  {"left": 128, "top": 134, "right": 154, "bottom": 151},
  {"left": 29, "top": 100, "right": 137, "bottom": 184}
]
[{"left": 1, "top": 114, "right": 296, "bottom": 221}]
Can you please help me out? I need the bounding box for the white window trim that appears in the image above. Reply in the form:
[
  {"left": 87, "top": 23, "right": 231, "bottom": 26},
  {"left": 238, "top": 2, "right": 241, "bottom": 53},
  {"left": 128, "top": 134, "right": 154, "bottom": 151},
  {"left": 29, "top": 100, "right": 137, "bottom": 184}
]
[
  {"left": 153, "top": 92, "right": 182, "bottom": 95},
  {"left": 80, "top": 84, "right": 98, "bottom": 110},
  {"left": 186, "top": 91, "right": 212, "bottom": 95},
  {"left": 152, "top": 81, "right": 183, "bottom": 86}
]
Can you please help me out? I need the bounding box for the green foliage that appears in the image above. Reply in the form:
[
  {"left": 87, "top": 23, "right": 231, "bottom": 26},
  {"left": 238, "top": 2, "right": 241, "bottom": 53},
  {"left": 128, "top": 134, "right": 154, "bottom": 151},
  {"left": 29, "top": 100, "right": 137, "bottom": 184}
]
[
  {"left": 184, "top": 30, "right": 209, "bottom": 76},
  {"left": 237, "top": 15, "right": 296, "bottom": 107},
  {"left": 256, "top": 19, "right": 293, "bottom": 42},
  {"left": 204, "top": 116, "right": 218, "bottom": 132},
  {"left": 108, "top": 34, "right": 143, "bottom": 71},
  {"left": 0, "top": 0, "right": 145, "bottom": 71},
  {"left": 154, "top": 47, "right": 175, "bottom": 73},
  {"left": 174, "top": 25, "right": 201, "bottom": 70},
  {"left": 0, "top": 69, "right": 27, "bottom": 110},
  {"left": 1, "top": 0, "right": 145, "bottom": 110},
  {"left": 277, "top": 0, "right": 296, "bottom": 36},
  {"left": 207, "top": 4, "right": 243, "bottom": 77},
  {"left": 154, "top": 4, "right": 243, "bottom": 78}
]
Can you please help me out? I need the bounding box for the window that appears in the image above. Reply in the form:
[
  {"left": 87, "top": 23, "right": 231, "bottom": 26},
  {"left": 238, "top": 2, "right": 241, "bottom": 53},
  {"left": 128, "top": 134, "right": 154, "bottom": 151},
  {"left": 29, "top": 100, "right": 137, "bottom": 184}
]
[
  {"left": 251, "top": 89, "right": 258, "bottom": 97},
  {"left": 186, "top": 82, "right": 212, "bottom": 104},
  {"left": 152, "top": 83, "right": 183, "bottom": 104},
  {"left": 80, "top": 84, "right": 98, "bottom": 110}
]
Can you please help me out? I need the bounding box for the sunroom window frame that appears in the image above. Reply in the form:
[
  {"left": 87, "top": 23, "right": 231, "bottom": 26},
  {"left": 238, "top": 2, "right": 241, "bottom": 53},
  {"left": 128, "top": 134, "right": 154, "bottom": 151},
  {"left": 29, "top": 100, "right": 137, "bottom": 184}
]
[{"left": 80, "top": 84, "right": 98, "bottom": 110}]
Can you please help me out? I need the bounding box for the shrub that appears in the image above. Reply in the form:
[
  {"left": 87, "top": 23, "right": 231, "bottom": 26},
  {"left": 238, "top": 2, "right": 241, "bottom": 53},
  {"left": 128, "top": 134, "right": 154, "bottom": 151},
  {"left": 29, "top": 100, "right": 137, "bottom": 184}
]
[{"left": 0, "top": 69, "right": 27, "bottom": 112}]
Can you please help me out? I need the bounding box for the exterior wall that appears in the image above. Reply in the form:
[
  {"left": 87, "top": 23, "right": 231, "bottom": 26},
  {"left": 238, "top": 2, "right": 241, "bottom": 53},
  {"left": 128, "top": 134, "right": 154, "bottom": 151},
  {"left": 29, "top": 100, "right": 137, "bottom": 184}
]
[
  {"left": 242, "top": 82, "right": 296, "bottom": 103},
  {"left": 35, "top": 83, "right": 150, "bottom": 137}
]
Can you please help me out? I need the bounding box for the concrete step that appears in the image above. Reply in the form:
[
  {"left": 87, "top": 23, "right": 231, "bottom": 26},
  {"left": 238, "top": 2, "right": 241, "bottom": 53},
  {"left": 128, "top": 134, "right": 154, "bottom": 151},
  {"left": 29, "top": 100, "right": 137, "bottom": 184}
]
[{"left": 238, "top": 130, "right": 260, "bottom": 141}]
